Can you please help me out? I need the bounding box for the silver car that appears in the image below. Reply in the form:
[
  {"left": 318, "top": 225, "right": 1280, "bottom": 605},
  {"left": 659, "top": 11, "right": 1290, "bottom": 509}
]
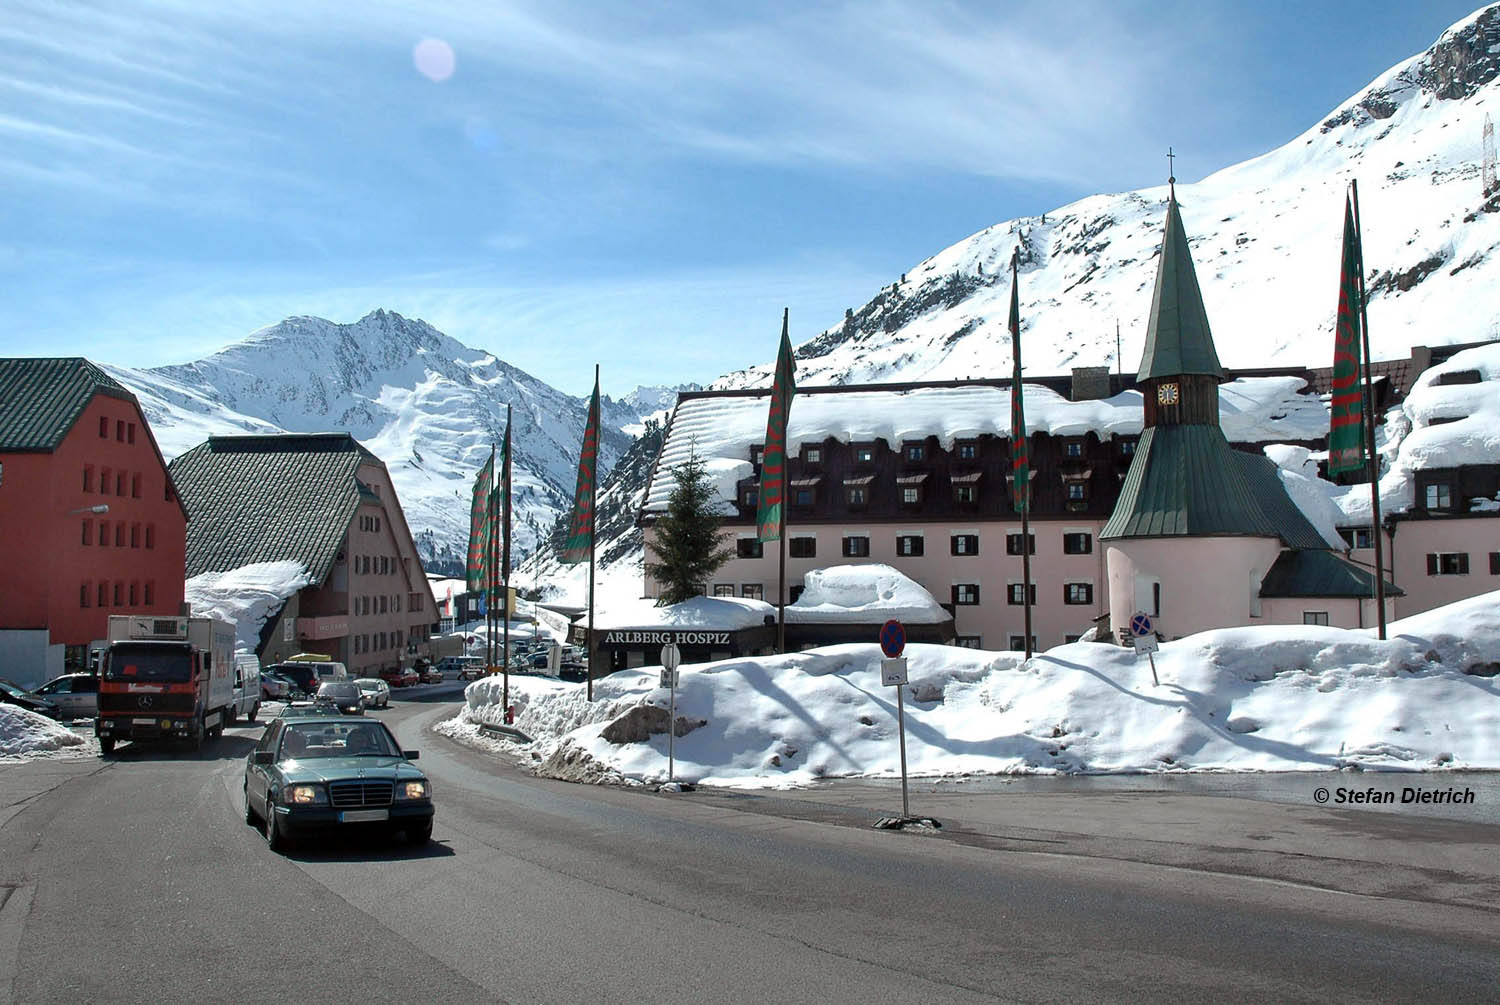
[
  {"left": 32, "top": 674, "right": 99, "bottom": 719},
  {"left": 353, "top": 677, "right": 390, "bottom": 709}
]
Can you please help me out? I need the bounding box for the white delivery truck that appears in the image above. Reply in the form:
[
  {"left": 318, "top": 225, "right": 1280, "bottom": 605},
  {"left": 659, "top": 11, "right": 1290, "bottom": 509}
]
[
  {"left": 229, "top": 652, "right": 262, "bottom": 724},
  {"left": 96, "top": 614, "right": 236, "bottom": 754}
]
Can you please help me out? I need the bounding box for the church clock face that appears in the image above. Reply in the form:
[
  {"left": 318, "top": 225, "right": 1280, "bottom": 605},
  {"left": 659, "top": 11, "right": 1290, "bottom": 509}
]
[{"left": 1156, "top": 382, "right": 1180, "bottom": 406}]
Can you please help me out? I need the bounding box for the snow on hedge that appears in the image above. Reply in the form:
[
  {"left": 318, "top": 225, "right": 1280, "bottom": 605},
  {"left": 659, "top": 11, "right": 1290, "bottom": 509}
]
[
  {"left": 0, "top": 705, "right": 86, "bottom": 758},
  {"left": 184, "top": 560, "right": 312, "bottom": 653},
  {"left": 451, "top": 590, "right": 1500, "bottom": 786}
]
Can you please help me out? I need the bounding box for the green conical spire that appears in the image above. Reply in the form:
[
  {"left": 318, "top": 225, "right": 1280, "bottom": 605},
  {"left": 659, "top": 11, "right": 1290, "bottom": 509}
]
[{"left": 1136, "top": 191, "right": 1226, "bottom": 382}]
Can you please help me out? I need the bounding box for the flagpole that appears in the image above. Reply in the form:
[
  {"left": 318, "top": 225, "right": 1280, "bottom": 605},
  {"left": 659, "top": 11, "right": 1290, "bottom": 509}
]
[
  {"left": 1012, "top": 251, "right": 1034, "bottom": 660},
  {"left": 1349, "top": 179, "right": 1388, "bottom": 640},
  {"left": 502, "top": 404, "right": 512, "bottom": 713},
  {"left": 587, "top": 364, "right": 598, "bottom": 702}
]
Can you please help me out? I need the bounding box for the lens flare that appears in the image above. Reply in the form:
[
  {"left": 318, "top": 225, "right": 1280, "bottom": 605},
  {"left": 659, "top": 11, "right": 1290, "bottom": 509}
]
[{"left": 413, "top": 38, "right": 456, "bottom": 82}]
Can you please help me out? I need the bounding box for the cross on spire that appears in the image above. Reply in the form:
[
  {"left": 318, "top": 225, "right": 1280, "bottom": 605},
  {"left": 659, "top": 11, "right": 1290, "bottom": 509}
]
[{"left": 1168, "top": 146, "right": 1176, "bottom": 197}]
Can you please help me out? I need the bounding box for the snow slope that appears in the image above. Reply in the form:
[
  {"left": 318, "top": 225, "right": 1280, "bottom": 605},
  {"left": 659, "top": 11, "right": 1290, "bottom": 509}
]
[
  {"left": 104, "top": 309, "right": 656, "bottom": 568},
  {"left": 715, "top": 5, "right": 1500, "bottom": 391},
  {"left": 452, "top": 591, "right": 1500, "bottom": 786}
]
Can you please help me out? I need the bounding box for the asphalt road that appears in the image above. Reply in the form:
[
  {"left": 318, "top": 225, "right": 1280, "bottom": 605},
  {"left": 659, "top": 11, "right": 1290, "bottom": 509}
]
[{"left": 3, "top": 688, "right": 1499, "bottom": 1003}]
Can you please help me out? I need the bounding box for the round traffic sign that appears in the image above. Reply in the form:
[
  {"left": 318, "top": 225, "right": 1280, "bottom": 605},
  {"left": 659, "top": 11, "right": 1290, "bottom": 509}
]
[
  {"left": 660, "top": 643, "right": 681, "bottom": 672},
  {"left": 879, "top": 619, "right": 906, "bottom": 658},
  {"left": 1129, "top": 612, "right": 1154, "bottom": 638}
]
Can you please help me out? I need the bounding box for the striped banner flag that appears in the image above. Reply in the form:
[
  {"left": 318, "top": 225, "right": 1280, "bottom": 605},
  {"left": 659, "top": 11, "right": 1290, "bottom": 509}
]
[
  {"left": 560, "top": 374, "right": 601, "bottom": 564},
  {"left": 465, "top": 450, "right": 494, "bottom": 591},
  {"left": 755, "top": 309, "right": 797, "bottom": 542},
  {"left": 1009, "top": 261, "right": 1030, "bottom": 512},
  {"left": 1328, "top": 197, "right": 1365, "bottom": 476}
]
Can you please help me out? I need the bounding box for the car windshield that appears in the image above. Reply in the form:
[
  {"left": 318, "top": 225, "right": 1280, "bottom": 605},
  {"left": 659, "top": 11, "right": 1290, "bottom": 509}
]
[
  {"left": 355, "top": 680, "right": 381, "bottom": 693},
  {"left": 0, "top": 680, "right": 31, "bottom": 699},
  {"left": 278, "top": 721, "right": 399, "bottom": 759},
  {"left": 104, "top": 644, "right": 192, "bottom": 683}
]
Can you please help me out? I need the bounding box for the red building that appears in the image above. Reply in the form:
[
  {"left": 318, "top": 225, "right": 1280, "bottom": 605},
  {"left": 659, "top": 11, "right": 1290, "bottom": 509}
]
[{"left": 0, "top": 359, "right": 187, "bottom": 686}]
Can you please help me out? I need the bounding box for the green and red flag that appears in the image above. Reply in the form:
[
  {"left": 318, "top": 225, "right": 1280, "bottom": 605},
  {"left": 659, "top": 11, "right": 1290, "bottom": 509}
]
[
  {"left": 1008, "top": 263, "right": 1030, "bottom": 513},
  {"left": 1329, "top": 196, "right": 1365, "bottom": 476},
  {"left": 560, "top": 374, "right": 601, "bottom": 564},
  {"left": 755, "top": 309, "right": 797, "bottom": 542},
  {"left": 500, "top": 410, "right": 512, "bottom": 585},
  {"left": 465, "top": 449, "right": 495, "bottom": 591}
]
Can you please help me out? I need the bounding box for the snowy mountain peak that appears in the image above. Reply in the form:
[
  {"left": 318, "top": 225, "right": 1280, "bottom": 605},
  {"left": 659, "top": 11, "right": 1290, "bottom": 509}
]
[{"left": 715, "top": 2, "right": 1500, "bottom": 392}]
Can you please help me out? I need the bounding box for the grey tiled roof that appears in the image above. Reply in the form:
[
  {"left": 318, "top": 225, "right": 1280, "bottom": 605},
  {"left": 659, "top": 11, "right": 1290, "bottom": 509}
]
[
  {"left": 0, "top": 358, "right": 133, "bottom": 451},
  {"left": 170, "top": 433, "right": 379, "bottom": 581}
]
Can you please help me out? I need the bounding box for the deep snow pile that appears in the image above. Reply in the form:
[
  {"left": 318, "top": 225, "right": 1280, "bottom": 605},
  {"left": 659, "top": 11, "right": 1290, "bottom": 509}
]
[
  {"left": 451, "top": 591, "right": 1500, "bottom": 786},
  {"left": 787, "top": 564, "right": 948, "bottom": 624},
  {"left": 184, "top": 560, "right": 312, "bottom": 653},
  {"left": 0, "top": 705, "right": 86, "bottom": 758}
]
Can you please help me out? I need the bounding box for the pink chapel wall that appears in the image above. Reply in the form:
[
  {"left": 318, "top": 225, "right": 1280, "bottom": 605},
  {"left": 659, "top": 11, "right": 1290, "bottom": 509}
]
[{"left": 1106, "top": 536, "right": 1284, "bottom": 640}]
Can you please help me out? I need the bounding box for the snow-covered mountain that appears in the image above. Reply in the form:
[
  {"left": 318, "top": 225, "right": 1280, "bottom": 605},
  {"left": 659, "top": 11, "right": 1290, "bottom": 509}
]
[
  {"left": 717, "top": 4, "right": 1500, "bottom": 390},
  {"left": 106, "top": 309, "right": 649, "bottom": 570}
]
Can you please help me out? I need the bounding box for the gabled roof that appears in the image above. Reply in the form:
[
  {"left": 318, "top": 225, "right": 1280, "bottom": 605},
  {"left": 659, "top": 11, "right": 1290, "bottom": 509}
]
[
  {"left": 0, "top": 357, "right": 133, "bottom": 451},
  {"left": 169, "top": 433, "right": 381, "bottom": 581},
  {"left": 1231, "top": 451, "right": 1333, "bottom": 551},
  {"left": 1102, "top": 425, "right": 1287, "bottom": 541},
  {"left": 1137, "top": 195, "right": 1227, "bottom": 382},
  {"left": 1258, "top": 548, "right": 1404, "bottom": 598}
]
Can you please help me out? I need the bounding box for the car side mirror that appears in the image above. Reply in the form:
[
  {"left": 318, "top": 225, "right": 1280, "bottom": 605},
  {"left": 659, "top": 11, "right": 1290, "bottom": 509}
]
[
  {"left": 403, "top": 750, "right": 420, "bottom": 760},
  {"left": 253, "top": 750, "right": 275, "bottom": 765}
]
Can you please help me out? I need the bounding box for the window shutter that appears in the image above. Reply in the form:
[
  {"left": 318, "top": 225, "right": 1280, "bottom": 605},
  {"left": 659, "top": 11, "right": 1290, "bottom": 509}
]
[{"left": 1426, "top": 554, "right": 1438, "bottom": 576}]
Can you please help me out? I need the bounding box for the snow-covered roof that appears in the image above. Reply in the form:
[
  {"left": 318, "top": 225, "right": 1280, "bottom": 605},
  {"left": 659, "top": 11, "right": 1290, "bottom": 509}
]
[
  {"left": 593, "top": 595, "right": 777, "bottom": 632},
  {"left": 785, "top": 564, "right": 949, "bottom": 625},
  {"left": 647, "top": 377, "right": 1328, "bottom": 513},
  {"left": 184, "top": 560, "right": 312, "bottom": 654}
]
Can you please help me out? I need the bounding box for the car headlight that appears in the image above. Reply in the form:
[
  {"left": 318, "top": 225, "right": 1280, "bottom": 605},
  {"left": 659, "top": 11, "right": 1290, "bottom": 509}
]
[
  {"left": 284, "top": 784, "right": 328, "bottom": 805},
  {"left": 396, "top": 780, "right": 430, "bottom": 800}
]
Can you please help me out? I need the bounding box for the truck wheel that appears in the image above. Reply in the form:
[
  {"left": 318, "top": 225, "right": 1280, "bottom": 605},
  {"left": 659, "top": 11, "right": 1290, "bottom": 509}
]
[
  {"left": 248, "top": 702, "right": 260, "bottom": 723},
  {"left": 98, "top": 736, "right": 115, "bottom": 755}
]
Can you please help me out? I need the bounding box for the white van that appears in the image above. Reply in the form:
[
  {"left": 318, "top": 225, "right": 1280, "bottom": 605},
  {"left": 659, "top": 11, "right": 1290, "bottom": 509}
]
[{"left": 229, "top": 653, "right": 262, "bottom": 723}]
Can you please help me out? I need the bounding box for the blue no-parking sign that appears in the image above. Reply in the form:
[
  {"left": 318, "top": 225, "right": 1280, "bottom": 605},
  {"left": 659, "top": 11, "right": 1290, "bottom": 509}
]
[
  {"left": 879, "top": 620, "right": 906, "bottom": 658},
  {"left": 1129, "top": 612, "right": 1155, "bottom": 638}
]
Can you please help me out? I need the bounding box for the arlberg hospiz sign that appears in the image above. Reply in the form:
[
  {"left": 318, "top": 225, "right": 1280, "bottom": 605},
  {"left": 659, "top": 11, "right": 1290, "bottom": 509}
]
[{"left": 601, "top": 630, "right": 732, "bottom": 646}]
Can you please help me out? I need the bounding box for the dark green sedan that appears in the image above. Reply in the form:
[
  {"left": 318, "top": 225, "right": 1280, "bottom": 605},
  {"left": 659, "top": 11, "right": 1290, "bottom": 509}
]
[{"left": 244, "top": 714, "right": 434, "bottom": 852}]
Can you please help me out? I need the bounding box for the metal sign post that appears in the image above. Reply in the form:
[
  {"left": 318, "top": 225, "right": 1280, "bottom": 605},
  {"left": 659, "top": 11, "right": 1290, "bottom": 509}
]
[
  {"left": 661, "top": 643, "right": 681, "bottom": 783},
  {"left": 1129, "top": 611, "right": 1160, "bottom": 686},
  {"left": 879, "top": 620, "right": 911, "bottom": 820}
]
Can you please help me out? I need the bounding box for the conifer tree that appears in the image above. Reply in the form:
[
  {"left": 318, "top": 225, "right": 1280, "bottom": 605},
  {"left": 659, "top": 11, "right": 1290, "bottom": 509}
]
[{"left": 646, "top": 452, "right": 733, "bottom": 606}]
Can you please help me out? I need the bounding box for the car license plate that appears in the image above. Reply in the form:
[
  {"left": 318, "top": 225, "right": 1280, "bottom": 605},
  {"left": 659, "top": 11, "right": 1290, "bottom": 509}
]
[
  {"left": 133, "top": 718, "right": 157, "bottom": 725},
  {"left": 340, "top": 809, "right": 388, "bottom": 823}
]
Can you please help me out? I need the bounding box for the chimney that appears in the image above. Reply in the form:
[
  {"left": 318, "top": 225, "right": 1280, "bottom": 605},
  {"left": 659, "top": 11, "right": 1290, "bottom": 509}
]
[{"left": 1071, "top": 366, "right": 1110, "bottom": 401}]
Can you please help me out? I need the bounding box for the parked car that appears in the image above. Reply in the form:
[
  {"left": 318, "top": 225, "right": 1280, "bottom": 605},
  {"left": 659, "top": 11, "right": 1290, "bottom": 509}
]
[
  {"left": 0, "top": 678, "right": 62, "bottom": 719},
  {"left": 418, "top": 664, "right": 444, "bottom": 685},
  {"left": 32, "top": 673, "right": 99, "bottom": 719},
  {"left": 316, "top": 680, "right": 365, "bottom": 715},
  {"left": 261, "top": 670, "right": 296, "bottom": 700},
  {"left": 353, "top": 678, "right": 390, "bottom": 709},
  {"left": 436, "top": 656, "right": 484, "bottom": 679},
  {"left": 380, "top": 666, "right": 420, "bottom": 688},
  {"left": 243, "top": 714, "right": 434, "bottom": 852}
]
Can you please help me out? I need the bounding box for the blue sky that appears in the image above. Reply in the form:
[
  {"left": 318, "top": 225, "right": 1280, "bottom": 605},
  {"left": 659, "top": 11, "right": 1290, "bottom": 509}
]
[{"left": 0, "top": 0, "right": 1485, "bottom": 396}]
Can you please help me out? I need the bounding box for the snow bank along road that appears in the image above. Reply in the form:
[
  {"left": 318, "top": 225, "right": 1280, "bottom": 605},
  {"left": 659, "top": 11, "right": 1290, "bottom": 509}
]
[{"left": 2, "top": 702, "right": 1499, "bottom": 1002}]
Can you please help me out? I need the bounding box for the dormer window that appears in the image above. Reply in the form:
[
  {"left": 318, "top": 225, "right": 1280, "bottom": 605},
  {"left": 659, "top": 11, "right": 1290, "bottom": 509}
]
[
  {"left": 897, "top": 472, "right": 926, "bottom": 506},
  {"left": 904, "top": 442, "right": 926, "bottom": 462},
  {"left": 749, "top": 445, "right": 764, "bottom": 469},
  {"left": 854, "top": 445, "right": 875, "bottom": 464},
  {"left": 1425, "top": 482, "right": 1453, "bottom": 512},
  {"left": 1120, "top": 439, "right": 1136, "bottom": 457},
  {"left": 956, "top": 441, "right": 979, "bottom": 461},
  {"left": 741, "top": 486, "right": 759, "bottom": 508},
  {"left": 803, "top": 446, "right": 822, "bottom": 466},
  {"left": 1063, "top": 440, "right": 1084, "bottom": 458},
  {"left": 790, "top": 477, "right": 820, "bottom": 507},
  {"left": 951, "top": 471, "right": 981, "bottom": 503},
  {"left": 844, "top": 475, "right": 873, "bottom": 508}
]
